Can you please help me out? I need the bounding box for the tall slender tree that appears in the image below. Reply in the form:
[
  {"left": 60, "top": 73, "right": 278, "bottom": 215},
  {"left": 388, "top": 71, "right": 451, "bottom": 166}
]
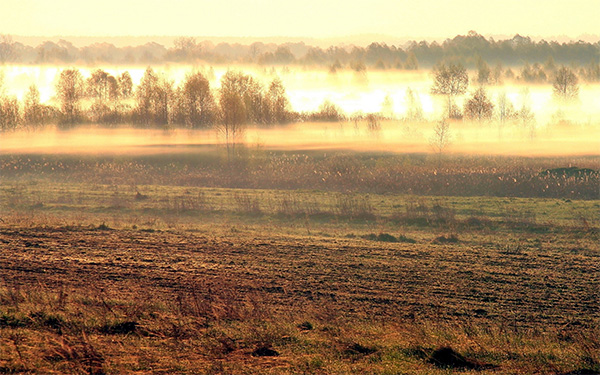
[
  {"left": 135, "top": 67, "right": 172, "bottom": 126},
  {"left": 23, "top": 85, "right": 43, "bottom": 126},
  {"left": 179, "top": 72, "right": 216, "bottom": 127},
  {"left": 431, "top": 63, "right": 468, "bottom": 119},
  {"left": 218, "top": 71, "right": 249, "bottom": 158},
  {"left": 266, "top": 78, "right": 290, "bottom": 124},
  {"left": 55, "top": 68, "right": 84, "bottom": 125}
]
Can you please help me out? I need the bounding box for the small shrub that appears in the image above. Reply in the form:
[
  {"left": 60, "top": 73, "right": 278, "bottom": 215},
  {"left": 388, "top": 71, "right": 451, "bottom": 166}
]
[
  {"left": 397, "top": 234, "right": 417, "bottom": 243},
  {"left": 432, "top": 234, "right": 459, "bottom": 244},
  {"left": 0, "top": 312, "right": 30, "bottom": 328},
  {"left": 428, "top": 346, "right": 496, "bottom": 370},
  {"left": 251, "top": 346, "right": 279, "bottom": 357},
  {"left": 464, "top": 216, "right": 492, "bottom": 228},
  {"left": 30, "top": 311, "right": 66, "bottom": 332},
  {"left": 361, "top": 233, "right": 416, "bottom": 243},
  {"left": 428, "top": 346, "right": 474, "bottom": 369},
  {"left": 99, "top": 321, "right": 137, "bottom": 335},
  {"left": 343, "top": 342, "right": 377, "bottom": 357},
  {"left": 298, "top": 321, "right": 313, "bottom": 331},
  {"left": 362, "top": 233, "right": 396, "bottom": 242},
  {"left": 134, "top": 191, "right": 149, "bottom": 200}
]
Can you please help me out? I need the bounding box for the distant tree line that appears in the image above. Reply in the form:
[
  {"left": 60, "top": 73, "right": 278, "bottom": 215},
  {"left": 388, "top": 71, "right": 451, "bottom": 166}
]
[
  {"left": 0, "top": 67, "right": 333, "bottom": 133},
  {"left": 0, "top": 60, "right": 584, "bottom": 136},
  {"left": 0, "top": 32, "right": 598, "bottom": 77}
]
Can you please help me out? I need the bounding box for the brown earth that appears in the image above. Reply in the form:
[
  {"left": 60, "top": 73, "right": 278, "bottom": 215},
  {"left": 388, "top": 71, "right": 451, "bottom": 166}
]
[{"left": 2, "top": 225, "right": 597, "bottom": 329}]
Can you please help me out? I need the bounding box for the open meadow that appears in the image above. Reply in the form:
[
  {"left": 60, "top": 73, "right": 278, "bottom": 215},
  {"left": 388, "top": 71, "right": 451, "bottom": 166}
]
[{"left": 1, "top": 143, "right": 599, "bottom": 374}]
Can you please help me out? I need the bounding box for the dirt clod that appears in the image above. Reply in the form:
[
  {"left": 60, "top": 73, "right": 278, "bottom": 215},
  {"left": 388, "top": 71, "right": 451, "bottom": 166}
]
[
  {"left": 428, "top": 346, "right": 479, "bottom": 369},
  {"left": 251, "top": 346, "right": 279, "bottom": 357}
]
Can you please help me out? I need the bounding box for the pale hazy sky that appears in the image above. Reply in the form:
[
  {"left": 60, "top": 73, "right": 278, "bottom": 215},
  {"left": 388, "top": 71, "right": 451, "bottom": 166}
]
[{"left": 2, "top": 0, "right": 598, "bottom": 40}]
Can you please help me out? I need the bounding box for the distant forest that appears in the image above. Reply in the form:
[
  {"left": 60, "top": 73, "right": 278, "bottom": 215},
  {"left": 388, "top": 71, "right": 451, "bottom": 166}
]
[{"left": 1, "top": 31, "right": 599, "bottom": 70}]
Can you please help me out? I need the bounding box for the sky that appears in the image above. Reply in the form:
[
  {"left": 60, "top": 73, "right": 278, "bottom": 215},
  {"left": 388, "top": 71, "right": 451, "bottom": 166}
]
[{"left": 2, "top": 0, "right": 599, "bottom": 40}]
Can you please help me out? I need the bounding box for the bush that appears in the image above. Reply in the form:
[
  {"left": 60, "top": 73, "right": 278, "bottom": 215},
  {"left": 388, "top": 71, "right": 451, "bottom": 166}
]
[{"left": 432, "top": 234, "right": 459, "bottom": 244}]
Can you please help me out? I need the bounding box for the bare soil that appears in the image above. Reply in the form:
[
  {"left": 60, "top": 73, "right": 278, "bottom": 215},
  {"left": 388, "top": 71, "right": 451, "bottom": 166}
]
[{"left": 2, "top": 225, "right": 597, "bottom": 329}]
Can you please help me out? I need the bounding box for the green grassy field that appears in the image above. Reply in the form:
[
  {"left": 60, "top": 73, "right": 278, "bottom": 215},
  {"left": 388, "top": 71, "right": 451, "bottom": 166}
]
[{"left": 1, "top": 180, "right": 599, "bottom": 233}]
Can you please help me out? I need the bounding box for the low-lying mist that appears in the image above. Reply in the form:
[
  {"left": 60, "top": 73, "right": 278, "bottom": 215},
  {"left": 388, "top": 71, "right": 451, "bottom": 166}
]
[
  {"left": 2, "top": 65, "right": 599, "bottom": 157},
  {"left": 2, "top": 120, "right": 598, "bottom": 156}
]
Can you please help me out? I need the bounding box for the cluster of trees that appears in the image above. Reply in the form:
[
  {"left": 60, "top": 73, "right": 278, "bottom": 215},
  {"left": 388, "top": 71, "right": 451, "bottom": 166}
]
[
  {"left": 430, "top": 62, "right": 580, "bottom": 126},
  {"left": 0, "top": 67, "right": 294, "bottom": 133},
  {"left": 0, "top": 61, "right": 584, "bottom": 135},
  {"left": 1, "top": 32, "right": 598, "bottom": 76}
]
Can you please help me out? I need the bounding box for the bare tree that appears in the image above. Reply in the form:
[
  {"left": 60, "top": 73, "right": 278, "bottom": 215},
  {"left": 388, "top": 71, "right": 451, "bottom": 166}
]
[
  {"left": 86, "top": 69, "right": 118, "bottom": 102},
  {"left": 0, "top": 72, "right": 19, "bottom": 130},
  {"left": 219, "top": 71, "right": 267, "bottom": 124},
  {"left": 366, "top": 113, "right": 381, "bottom": 134},
  {"left": 310, "top": 99, "right": 345, "bottom": 122},
  {"left": 430, "top": 118, "right": 451, "bottom": 155},
  {"left": 135, "top": 67, "right": 172, "bottom": 126},
  {"left": 241, "top": 76, "right": 266, "bottom": 124},
  {"left": 218, "top": 71, "right": 249, "bottom": 159},
  {"left": 379, "top": 94, "right": 394, "bottom": 119},
  {"left": 431, "top": 63, "right": 468, "bottom": 119},
  {"left": 136, "top": 67, "right": 159, "bottom": 124},
  {"left": 117, "top": 72, "right": 133, "bottom": 99},
  {"left": 55, "top": 68, "right": 85, "bottom": 125},
  {"left": 464, "top": 87, "right": 494, "bottom": 122},
  {"left": 266, "top": 78, "right": 291, "bottom": 124},
  {"left": 154, "top": 78, "right": 173, "bottom": 126},
  {"left": 0, "top": 95, "right": 20, "bottom": 131},
  {"left": 496, "top": 91, "right": 515, "bottom": 126},
  {"left": 23, "top": 85, "right": 42, "bottom": 126},
  {"left": 517, "top": 88, "right": 535, "bottom": 126},
  {"left": 517, "top": 88, "right": 536, "bottom": 138},
  {"left": 404, "top": 87, "right": 423, "bottom": 121},
  {"left": 22, "top": 84, "right": 57, "bottom": 126},
  {"left": 552, "top": 66, "right": 579, "bottom": 102}
]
